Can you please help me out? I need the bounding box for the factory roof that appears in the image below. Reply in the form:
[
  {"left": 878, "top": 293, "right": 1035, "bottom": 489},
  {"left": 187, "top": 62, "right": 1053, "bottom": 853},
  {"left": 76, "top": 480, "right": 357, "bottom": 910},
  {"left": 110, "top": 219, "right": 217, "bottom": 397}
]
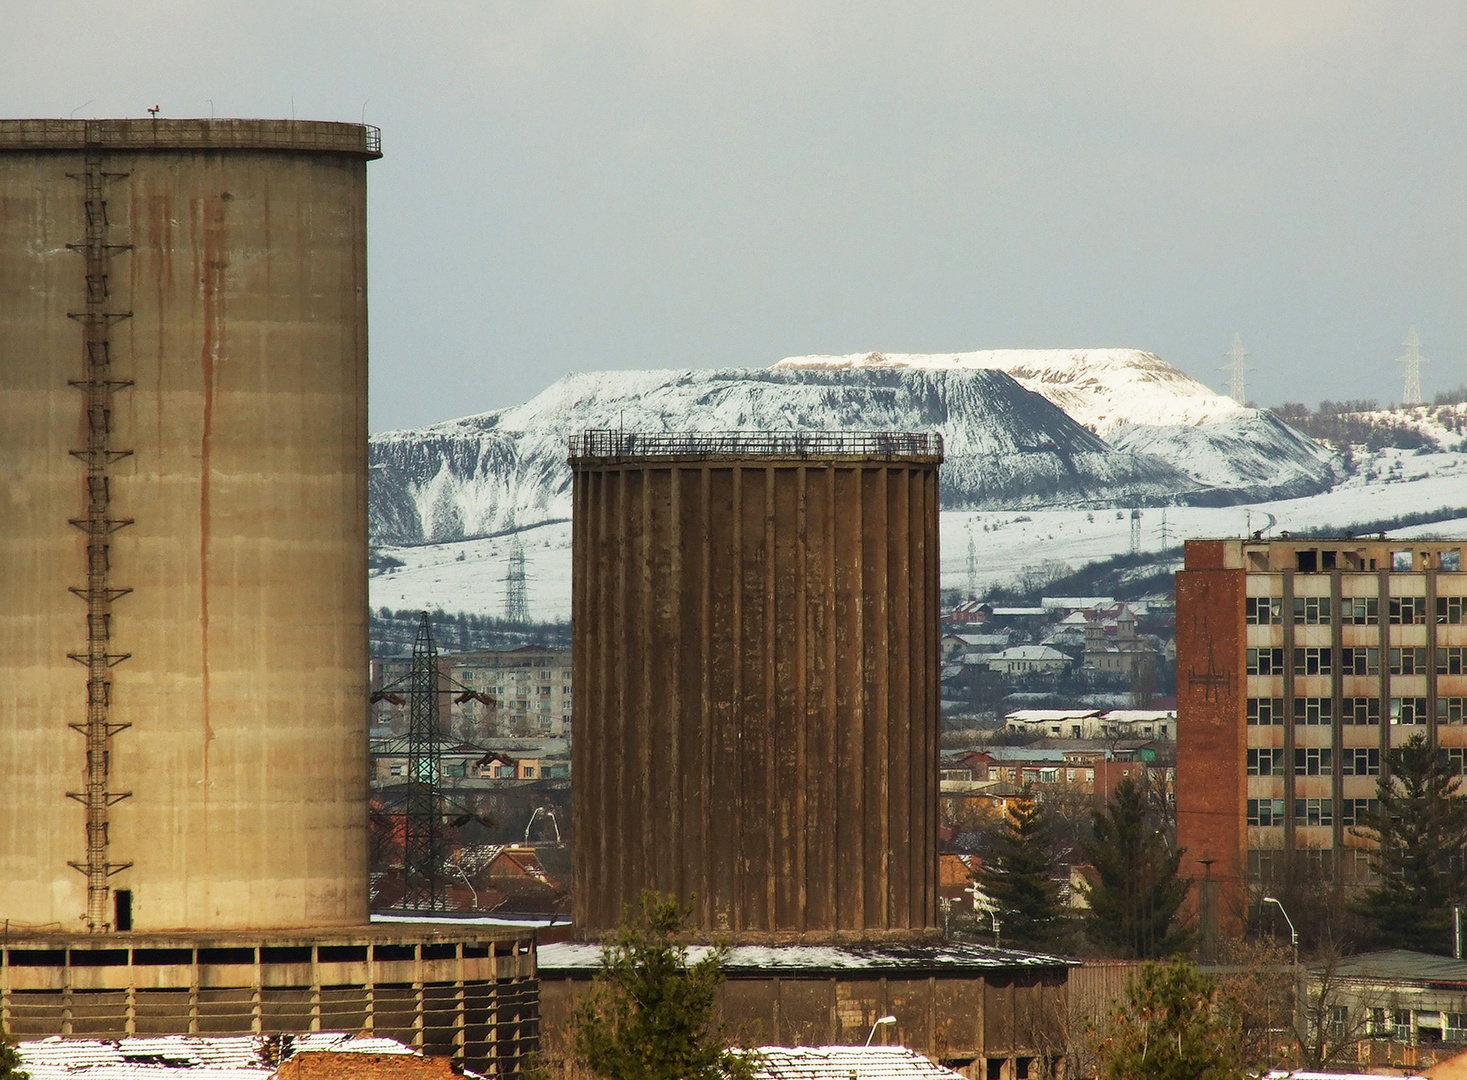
[
  {"left": 538, "top": 940, "right": 1074, "bottom": 977},
  {"left": 15, "top": 1034, "right": 420, "bottom": 1080},
  {"left": 0, "top": 119, "right": 381, "bottom": 159},
  {"left": 1321, "top": 949, "right": 1467, "bottom": 988},
  {"left": 568, "top": 429, "right": 943, "bottom": 463},
  {"left": 741, "top": 1046, "right": 967, "bottom": 1079}
]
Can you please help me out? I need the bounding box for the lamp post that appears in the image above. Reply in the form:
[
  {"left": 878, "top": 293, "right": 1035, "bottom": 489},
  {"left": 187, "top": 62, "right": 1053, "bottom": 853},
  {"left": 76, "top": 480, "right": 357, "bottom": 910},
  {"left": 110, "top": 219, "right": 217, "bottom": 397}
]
[
  {"left": 1262, "top": 895, "right": 1298, "bottom": 967},
  {"left": 866, "top": 1015, "right": 897, "bottom": 1047}
]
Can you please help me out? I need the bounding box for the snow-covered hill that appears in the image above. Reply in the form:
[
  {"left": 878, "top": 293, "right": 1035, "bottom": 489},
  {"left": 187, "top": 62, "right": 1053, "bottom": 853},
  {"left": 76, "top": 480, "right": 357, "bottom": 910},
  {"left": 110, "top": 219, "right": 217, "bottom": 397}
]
[
  {"left": 775, "top": 350, "right": 1336, "bottom": 500},
  {"left": 369, "top": 365, "right": 1202, "bottom": 546}
]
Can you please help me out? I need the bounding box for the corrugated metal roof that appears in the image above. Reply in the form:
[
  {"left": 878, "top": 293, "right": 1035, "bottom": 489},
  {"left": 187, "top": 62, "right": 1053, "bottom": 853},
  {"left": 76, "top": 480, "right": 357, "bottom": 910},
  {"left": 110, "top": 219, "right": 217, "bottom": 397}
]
[
  {"left": 16, "top": 1034, "right": 420, "bottom": 1080},
  {"left": 1324, "top": 949, "right": 1467, "bottom": 986},
  {"left": 743, "top": 1046, "right": 966, "bottom": 1079},
  {"left": 538, "top": 940, "right": 1074, "bottom": 976}
]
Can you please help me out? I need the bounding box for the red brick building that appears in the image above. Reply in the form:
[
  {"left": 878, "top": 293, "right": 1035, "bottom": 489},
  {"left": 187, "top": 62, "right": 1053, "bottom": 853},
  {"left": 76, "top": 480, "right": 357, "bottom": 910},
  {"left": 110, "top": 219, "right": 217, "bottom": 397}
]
[{"left": 1177, "top": 537, "right": 1467, "bottom": 931}]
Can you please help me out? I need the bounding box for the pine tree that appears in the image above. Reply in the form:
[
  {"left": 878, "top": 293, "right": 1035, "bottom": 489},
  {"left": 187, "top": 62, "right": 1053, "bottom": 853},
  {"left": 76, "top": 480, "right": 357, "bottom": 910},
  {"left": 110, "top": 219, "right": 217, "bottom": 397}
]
[
  {"left": 1080, "top": 776, "right": 1192, "bottom": 958},
  {"left": 1352, "top": 733, "right": 1467, "bottom": 953},
  {"left": 1088, "top": 960, "right": 1244, "bottom": 1080},
  {"left": 570, "top": 891, "right": 758, "bottom": 1080},
  {"left": 974, "top": 789, "right": 1069, "bottom": 949},
  {"left": 0, "top": 1033, "right": 28, "bottom": 1080}
]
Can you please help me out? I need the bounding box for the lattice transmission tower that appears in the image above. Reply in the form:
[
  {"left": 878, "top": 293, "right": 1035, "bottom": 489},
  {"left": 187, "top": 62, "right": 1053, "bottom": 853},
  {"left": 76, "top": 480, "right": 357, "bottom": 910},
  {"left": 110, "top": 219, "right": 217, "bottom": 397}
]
[
  {"left": 402, "top": 612, "right": 445, "bottom": 910},
  {"left": 1396, "top": 325, "right": 1430, "bottom": 406},
  {"left": 1219, "top": 332, "right": 1253, "bottom": 405},
  {"left": 503, "top": 538, "right": 528, "bottom": 623},
  {"left": 1130, "top": 510, "right": 1141, "bottom": 555}
]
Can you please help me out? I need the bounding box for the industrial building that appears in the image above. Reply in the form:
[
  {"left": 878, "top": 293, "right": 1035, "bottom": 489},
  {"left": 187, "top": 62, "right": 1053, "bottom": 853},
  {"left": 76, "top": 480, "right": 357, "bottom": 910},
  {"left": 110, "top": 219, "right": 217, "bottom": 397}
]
[
  {"left": 564, "top": 429, "right": 1075, "bottom": 1079},
  {"left": 0, "top": 118, "right": 537, "bottom": 1074},
  {"left": 570, "top": 429, "right": 944, "bottom": 939},
  {"left": 1176, "top": 536, "right": 1467, "bottom": 928}
]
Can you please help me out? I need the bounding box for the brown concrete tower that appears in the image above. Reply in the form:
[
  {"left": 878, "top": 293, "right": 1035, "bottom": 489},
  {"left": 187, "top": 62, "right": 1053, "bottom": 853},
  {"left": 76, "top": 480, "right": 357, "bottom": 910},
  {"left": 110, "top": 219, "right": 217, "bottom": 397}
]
[
  {"left": 0, "top": 119, "right": 378, "bottom": 933},
  {"left": 570, "top": 430, "right": 943, "bottom": 940}
]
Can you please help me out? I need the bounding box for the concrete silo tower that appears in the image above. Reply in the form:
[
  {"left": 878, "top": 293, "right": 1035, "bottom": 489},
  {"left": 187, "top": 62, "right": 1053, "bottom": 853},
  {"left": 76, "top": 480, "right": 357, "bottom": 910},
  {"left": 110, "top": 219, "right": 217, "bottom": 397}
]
[{"left": 0, "top": 119, "right": 378, "bottom": 934}]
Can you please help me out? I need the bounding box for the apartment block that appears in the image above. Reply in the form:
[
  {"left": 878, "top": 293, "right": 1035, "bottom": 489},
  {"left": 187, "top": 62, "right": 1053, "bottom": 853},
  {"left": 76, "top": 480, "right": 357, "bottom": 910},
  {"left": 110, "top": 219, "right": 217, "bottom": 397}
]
[
  {"left": 371, "top": 646, "right": 572, "bottom": 738},
  {"left": 1177, "top": 537, "right": 1467, "bottom": 927}
]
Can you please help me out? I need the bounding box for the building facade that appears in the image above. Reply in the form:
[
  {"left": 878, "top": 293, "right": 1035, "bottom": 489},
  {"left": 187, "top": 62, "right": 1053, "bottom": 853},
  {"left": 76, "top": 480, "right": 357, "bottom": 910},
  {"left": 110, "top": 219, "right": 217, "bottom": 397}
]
[
  {"left": 370, "top": 647, "right": 572, "bottom": 739},
  {"left": 1176, "top": 537, "right": 1467, "bottom": 927}
]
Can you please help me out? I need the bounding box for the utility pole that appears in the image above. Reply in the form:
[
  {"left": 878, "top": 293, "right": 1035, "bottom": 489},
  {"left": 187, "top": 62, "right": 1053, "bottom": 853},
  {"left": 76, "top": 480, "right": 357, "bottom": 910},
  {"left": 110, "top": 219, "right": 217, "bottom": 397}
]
[
  {"left": 1396, "top": 325, "right": 1429, "bottom": 406},
  {"left": 1220, "top": 332, "right": 1253, "bottom": 405},
  {"left": 1130, "top": 509, "right": 1141, "bottom": 556}
]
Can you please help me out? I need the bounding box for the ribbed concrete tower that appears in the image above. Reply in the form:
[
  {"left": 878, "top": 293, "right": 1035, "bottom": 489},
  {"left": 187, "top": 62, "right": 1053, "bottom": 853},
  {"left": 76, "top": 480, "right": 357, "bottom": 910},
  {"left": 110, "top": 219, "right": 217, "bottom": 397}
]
[
  {"left": 0, "top": 119, "right": 378, "bottom": 933},
  {"left": 570, "top": 430, "right": 943, "bottom": 940}
]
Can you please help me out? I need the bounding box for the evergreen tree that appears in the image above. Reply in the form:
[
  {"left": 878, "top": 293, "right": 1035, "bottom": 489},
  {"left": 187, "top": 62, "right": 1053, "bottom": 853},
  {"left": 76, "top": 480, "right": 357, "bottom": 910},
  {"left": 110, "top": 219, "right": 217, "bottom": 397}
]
[
  {"left": 1352, "top": 733, "right": 1467, "bottom": 953},
  {"left": 1080, "top": 776, "right": 1192, "bottom": 958},
  {"left": 0, "top": 1033, "right": 28, "bottom": 1080},
  {"left": 1088, "top": 960, "right": 1244, "bottom": 1080},
  {"left": 974, "top": 789, "right": 1069, "bottom": 949},
  {"left": 570, "top": 891, "right": 757, "bottom": 1080}
]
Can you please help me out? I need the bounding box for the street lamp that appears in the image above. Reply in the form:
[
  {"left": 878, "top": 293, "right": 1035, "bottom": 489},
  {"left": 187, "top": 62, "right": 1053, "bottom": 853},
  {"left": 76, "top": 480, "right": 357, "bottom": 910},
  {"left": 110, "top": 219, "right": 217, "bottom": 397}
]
[
  {"left": 1262, "top": 895, "right": 1298, "bottom": 966},
  {"left": 866, "top": 1015, "right": 897, "bottom": 1047}
]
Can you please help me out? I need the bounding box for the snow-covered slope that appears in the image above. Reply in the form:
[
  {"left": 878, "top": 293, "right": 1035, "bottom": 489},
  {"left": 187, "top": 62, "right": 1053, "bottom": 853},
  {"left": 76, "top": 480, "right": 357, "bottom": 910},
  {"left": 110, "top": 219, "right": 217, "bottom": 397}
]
[
  {"left": 369, "top": 365, "right": 1201, "bottom": 546},
  {"left": 775, "top": 350, "right": 1336, "bottom": 500}
]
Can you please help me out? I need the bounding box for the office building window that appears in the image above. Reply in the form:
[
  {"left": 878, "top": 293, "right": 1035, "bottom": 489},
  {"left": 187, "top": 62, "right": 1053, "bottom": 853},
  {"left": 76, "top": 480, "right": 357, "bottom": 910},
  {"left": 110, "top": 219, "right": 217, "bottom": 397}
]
[
  {"left": 1293, "top": 596, "right": 1333, "bottom": 624},
  {"left": 1294, "top": 697, "right": 1333, "bottom": 725},
  {"left": 1247, "top": 748, "right": 1285, "bottom": 776},
  {"left": 1247, "top": 798, "right": 1285, "bottom": 826},
  {"left": 1248, "top": 648, "right": 1285, "bottom": 675},
  {"left": 1248, "top": 698, "right": 1285, "bottom": 725},
  {"left": 1342, "top": 697, "right": 1381, "bottom": 725},
  {"left": 1341, "top": 798, "right": 1380, "bottom": 827},
  {"left": 1390, "top": 597, "right": 1428, "bottom": 624},
  {"left": 1341, "top": 647, "right": 1380, "bottom": 675},
  {"left": 1295, "top": 747, "right": 1333, "bottom": 776},
  {"left": 1342, "top": 597, "right": 1379, "bottom": 625},
  {"left": 1342, "top": 747, "right": 1380, "bottom": 776},
  {"left": 1438, "top": 597, "right": 1467, "bottom": 624},
  {"left": 1247, "top": 597, "right": 1283, "bottom": 624},
  {"left": 1294, "top": 648, "right": 1332, "bottom": 675},
  {"left": 1439, "top": 698, "right": 1466, "bottom": 724},
  {"left": 1390, "top": 697, "right": 1428, "bottom": 725},
  {"left": 1389, "top": 647, "right": 1427, "bottom": 675},
  {"left": 1294, "top": 798, "right": 1333, "bottom": 826},
  {"left": 1439, "top": 648, "right": 1467, "bottom": 675},
  {"left": 1442, "top": 748, "right": 1467, "bottom": 775}
]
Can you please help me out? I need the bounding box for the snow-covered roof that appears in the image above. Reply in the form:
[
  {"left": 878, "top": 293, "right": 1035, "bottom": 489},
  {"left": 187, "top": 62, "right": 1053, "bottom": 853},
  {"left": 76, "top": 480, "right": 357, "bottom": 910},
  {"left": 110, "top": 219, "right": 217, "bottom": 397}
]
[
  {"left": 537, "top": 940, "right": 1074, "bottom": 976},
  {"left": 742, "top": 1046, "right": 967, "bottom": 1079},
  {"left": 1040, "top": 596, "right": 1116, "bottom": 610},
  {"left": 983, "top": 747, "right": 1068, "bottom": 762},
  {"left": 990, "top": 645, "right": 1069, "bottom": 662},
  {"left": 1005, "top": 709, "right": 1100, "bottom": 722},
  {"left": 16, "top": 1035, "right": 420, "bottom": 1080},
  {"left": 1101, "top": 709, "right": 1176, "bottom": 722}
]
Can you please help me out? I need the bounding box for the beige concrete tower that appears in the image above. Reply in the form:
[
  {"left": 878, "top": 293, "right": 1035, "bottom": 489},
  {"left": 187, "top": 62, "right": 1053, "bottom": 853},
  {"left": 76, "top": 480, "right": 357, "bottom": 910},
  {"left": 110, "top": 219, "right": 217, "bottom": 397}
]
[
  {"left": 570, "top": 431, "right": 943, "bottom": 940},
  {"left": 0, "top": 119, "right": 378, "bottom": 932}
]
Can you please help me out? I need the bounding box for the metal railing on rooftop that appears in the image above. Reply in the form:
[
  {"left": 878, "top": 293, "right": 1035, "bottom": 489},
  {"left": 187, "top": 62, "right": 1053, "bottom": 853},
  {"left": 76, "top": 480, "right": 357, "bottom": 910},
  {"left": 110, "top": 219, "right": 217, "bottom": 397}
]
[
  {"left": 569, "top": 429, "right": 944, "bottom": 462},
  {"left": 0, "top": 119, "right": 382, "bottom": 159}
]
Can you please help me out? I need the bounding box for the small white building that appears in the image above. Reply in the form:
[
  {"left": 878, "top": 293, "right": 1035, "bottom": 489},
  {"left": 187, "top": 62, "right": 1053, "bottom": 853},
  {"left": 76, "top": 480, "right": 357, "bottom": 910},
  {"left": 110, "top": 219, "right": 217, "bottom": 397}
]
[{"left": 986, "top": 644, "right": 1071, "bottom": 675}]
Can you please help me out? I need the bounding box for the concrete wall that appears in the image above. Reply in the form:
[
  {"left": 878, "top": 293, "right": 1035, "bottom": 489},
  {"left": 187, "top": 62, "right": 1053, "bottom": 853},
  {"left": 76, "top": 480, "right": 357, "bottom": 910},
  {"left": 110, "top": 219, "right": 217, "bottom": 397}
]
[
  {"left": 571, "top": 452, "right": 942, "bottom": 938},
  {"left": 0, "top": 120, "right": 374, "bottom": 931}
]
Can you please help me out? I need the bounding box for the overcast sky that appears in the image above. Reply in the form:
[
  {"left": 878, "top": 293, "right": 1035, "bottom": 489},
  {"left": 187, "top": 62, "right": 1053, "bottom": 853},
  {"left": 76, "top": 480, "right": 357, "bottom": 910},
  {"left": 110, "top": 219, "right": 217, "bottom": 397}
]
[{"left": 7, "top": 2, "right": 1467, "bottom": 432}]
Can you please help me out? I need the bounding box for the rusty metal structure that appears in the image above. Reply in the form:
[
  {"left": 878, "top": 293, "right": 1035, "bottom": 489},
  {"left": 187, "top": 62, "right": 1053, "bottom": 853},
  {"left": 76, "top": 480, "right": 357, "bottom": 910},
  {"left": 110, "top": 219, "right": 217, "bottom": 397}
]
[
  {"left": 569, "top": 429, "right": 943, "bottom": 939},
  {"left": 0, "top": 119, "right": 379, "bottom": 933}
]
